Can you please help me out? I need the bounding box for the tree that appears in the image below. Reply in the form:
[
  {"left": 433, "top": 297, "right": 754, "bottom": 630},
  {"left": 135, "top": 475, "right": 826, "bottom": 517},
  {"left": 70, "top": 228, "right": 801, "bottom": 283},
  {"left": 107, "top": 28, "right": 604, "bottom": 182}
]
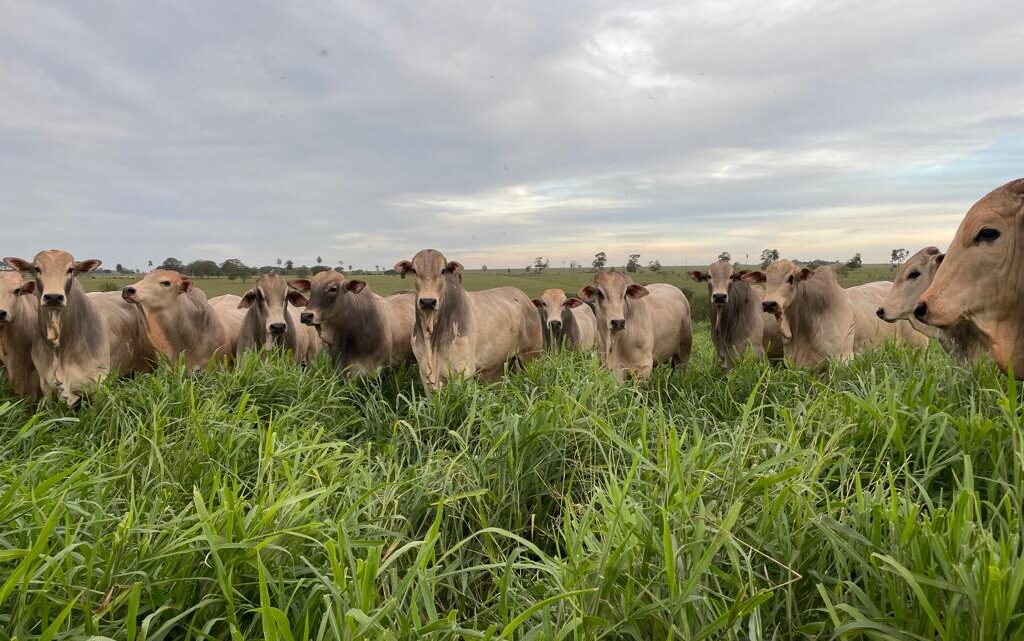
[
  {"left": 592, "top": 252, "right": 607, "bottom": 272},
  {"left": 285, "top": 259, "right": 294, "bottom": 271},
  {"left": 296, "top": 265, "right": 311, "bottom": 278},
  {"left": 717, "top": 251, "right": 731, "bottom": 263},
  {"left": 276, "top": 258, "right": 282, "bottom": 267},
  {"left": 846, "top": 253, "right": 863, "bottom": 270},
  {"left": 890, "top": 248, "right": 910, "bottom": 270},
  {"left": 159, "top": 257, "right": 185, "bottom": 272},
  {"left": 481, "top": 265, "right": 488, "bottom": 272},
  {"left": 525, "top": 265, "right": 533, "bottom": 273},
  {"left": 648, "top": 259, "right": 662, "bottom": 272},
  {"left": 115, "top": 263, "right": 126, "bottom": 274},
  {"left": 626, "top": 253, "right": 641, "bottom": 273},
  {"left": 533, "top": 257, "right": 548, "bottom": 274},
  {"left": 316, "top": 256, "right": 323, "bottom": 265},
  {"left": 759, "top": 249, "right": 780, "bottom": 269},
  {"left": 375, "top": 265, "right": 380, "bottom": 273},
  {"left": 186, "top": 259, "right": 220, "bottom": 278},
  {"left": 147, "top": 260, "right": 154, "bottom": 271},
  {"left": 311, "top": 265, "right": 330, "bottom": 275},
  {"left": 220, "top": 259, "right": 249, "bottom": 280}
]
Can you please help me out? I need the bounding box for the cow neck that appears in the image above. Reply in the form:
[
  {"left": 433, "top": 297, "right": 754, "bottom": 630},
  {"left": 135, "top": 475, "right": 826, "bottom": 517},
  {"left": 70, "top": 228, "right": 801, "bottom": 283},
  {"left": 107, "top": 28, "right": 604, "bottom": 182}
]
[
  {"left": 240, "top": 304, "right": 275, "bottom": 353},
  {"left": 789, "top": 270, "right": 843, "bottom": 341},
  {"left": 415, "top": 276, "right": 469, "bottom": 383},
  {"left": 715, "top": 280, "right": 759, "bottom": 342},
  {"left": 0, "top": 294, "right": 39, "bottom": 397},
  {"left": 327, "top": 290, "right": 385, "bottom": 366},
  {"left": 142, "top": 290, "right": 224, "bottom": 363},
  {"left": 557, "top": 306, "right": 581, "bottom": 347},
  {"left": 39, "top": 280, "right": 102, "bottom": 356},
  {"left": 602, "top": 296, "right": 637, "bottom": 356}
]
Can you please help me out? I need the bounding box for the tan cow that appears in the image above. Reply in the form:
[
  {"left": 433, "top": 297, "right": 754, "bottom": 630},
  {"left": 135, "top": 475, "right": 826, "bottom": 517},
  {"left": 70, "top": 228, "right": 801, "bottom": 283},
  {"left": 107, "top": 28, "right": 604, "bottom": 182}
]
[
  {"left": 743, "top": 260, "right": 926, "bottom": 367},
  {"left": 579, "top": 272, "right": 692, "bottom": 381},
  {"left": 394, "top": 249, "right": 542, "bottom": 391},
  {"left": 532, "top": 288, "right": 597, "bottom": 351},
  {"left": 876, "top": 246, "right": 983, "bottom": 362},
  {"left": 122, "top": 270, "right": 244, "bottom": 369},
  {"left": 4, "top": 251, "right": 155, "bottom": 407},
  {"left": 915, "top": 178, "right": 1024, "bottom": 374},
  {"left": 236, "top": 273, "right": 319, "bottom": 364},
  {"left": 689, "top": 261, "right": 783, "bottom": 370},
  {"left": 0, "top": 271, "right": 40, "bottom": 399},
  {"left": 289, "top": 271, "right": 414, "bottom": 377}
]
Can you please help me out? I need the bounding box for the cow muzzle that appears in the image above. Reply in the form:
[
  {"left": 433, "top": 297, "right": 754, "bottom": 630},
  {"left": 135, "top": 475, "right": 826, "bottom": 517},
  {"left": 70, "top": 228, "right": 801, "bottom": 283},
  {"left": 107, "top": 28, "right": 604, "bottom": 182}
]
[
  {"left": 42, "top": 292, "right": 65, "bottom": 307},
  {"left": 0, "top": 309, "right": 8, "bottom": 323},
  {"left": 268, "top": 322, "right": 287, "bottom": 335},
  {"left": 762, "top": 300, "right": 779, "bottom": 314},
  {"left": 122, "top": 287, "right": 138, "bottom": 302},
  {"left": 712, "top": 293, "right": 728, "bottom": 305},
  {"left": 418, "top": 297, "right": 438, "bottom": 311},
  {"left": 548, "top": 320, "right": 562, "bottom": 332},
  {"left": 610, "top": 319, "right": 626, "bottom": 332},
  {"left": 913, "top": 302, "right": 928, "bottom": 321},
  {"left": 300, "top": 312, "right": 317, "bottom": 326}
]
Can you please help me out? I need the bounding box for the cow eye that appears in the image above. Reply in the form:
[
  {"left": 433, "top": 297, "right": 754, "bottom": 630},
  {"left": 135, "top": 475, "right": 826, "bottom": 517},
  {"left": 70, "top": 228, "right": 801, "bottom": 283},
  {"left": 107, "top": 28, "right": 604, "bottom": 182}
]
[
  {"left": 66, "top": 267, "right": 74, "bottom": 274},
  {"left": 907, "top": 270, "right": 921, "bottom": 280},
  {"left": 34, "top": 267, "right": 41, "bottom": 274},
  {"left": 160, "top": 281, "right": 171, "bottom": 287},
  {"left": 786, "top": 275, "right": 794, "bottom": 285},
  {"left": 974, "top": 228, "right": 1000, "bottom": 243},
  {"left": 327, "top": 286, "right": 338, "bottom": 294}
]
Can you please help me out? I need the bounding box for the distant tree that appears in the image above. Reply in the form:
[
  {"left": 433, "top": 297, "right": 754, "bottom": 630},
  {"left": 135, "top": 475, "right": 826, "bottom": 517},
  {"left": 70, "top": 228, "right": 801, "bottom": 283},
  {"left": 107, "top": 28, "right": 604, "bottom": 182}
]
[
  {"left": 159, "top": 257, "right": 185, "bottom": 272},
  {"left": 569, "top": 259, "right": 579, "bottom": 271},
  {"left": 481, "top": 265, "right": 488, "bottom": 272},
  {"left": 316, "top": 256, "right": 323, "bottom": 265},
  {"left": 147, "top": 260, "right": 154, "bottom": 271},
  {"left": 221, "top": 258, "right": 251, "bottom": 280},
  {"left": 334, "top": 266, "right": 345, "bottom": 273},
  {"left": 296, "top": 265, "right": 311, "bottom": 278},
  {"left": 717, "top": 251, "right": 731, "bottom": 263},
  {"left": 375, "top": 265, "right": 380, "bottom": 273},
  {"left": 626, "top": 253, "right": 641, "bottom": 273},
  {"left": 186, "top": 259, "right": 220, "bottom": 278},
  {"left": 648, "top": 259, "right": 662, "bottom": 272},
  {"left": 276, "top": 258, "right": 282, "bottom": 267},
  {"left": 890, "top": 248, "right": 910, "bottom": 270},
  {"left": 533, "top": 256, "right": 548, "bottom": 274},
  {"left": 285, "top": 259, "right": 294, "bottom": 271},
  {"left": 759, "top": 249, "right": 780, "bottom": 269},
  {"left": 114, "top": 263, "right": 126, "bottom": 274},
  {"left": 525, "top": 265, "right": 533, "bottom": 273},
  {"left": 311, "top": 265, "right": 330, "bottom": 275},
  {"left": 348, "top": 264, "right": 353, "bottom": 271},
  {"left": 592, "top": 252, "right": 607, "bottom": 272},
  {"left": 846, "top": 253, "right": 863, "bottom": 270}
]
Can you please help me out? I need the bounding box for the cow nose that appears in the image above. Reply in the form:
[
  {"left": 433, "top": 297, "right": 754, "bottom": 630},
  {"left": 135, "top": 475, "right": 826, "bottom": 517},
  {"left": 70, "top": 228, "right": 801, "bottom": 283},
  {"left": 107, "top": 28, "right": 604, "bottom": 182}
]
[
  {"left": 548, "top": 320, "right": 562, "bottom": 331},
  {"left": 876, "top": 307, "right": 885, "bottom": 319},
  {"left": 914, "top": 302, "right": 928, "bottom": 320},
  {"left": 762, "top": 301, "right": 778, "bottom": 313},
  {"left": 610, "top": 319, "right": 626, "bottom": 331},
  {"left": 0, "top": 310, "right": 8, "bottom": 322},
  {"left": 269, "top": 323, "right": 286, "bottom": 335},
  {"left": 300, "top": 312, "right": 315, "bottom": 325},
  {"left": 712, "top": 293, "right": 727, "bottom": 304},
  {"left": 122, "top": 286, "right": 136, "bottom": 298},
  {"left": 43, "top": 293, "right": 65, "bottom": 306},
  {"left": 419, "top": 297, "right": 438, "bottom": 310}
]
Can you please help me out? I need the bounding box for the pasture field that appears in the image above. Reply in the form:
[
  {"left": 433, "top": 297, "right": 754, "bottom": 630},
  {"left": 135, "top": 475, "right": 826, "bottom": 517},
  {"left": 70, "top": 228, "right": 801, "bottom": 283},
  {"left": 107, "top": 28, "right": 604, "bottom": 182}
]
[{"left": 1, "top": 325, "right": 1022, "bottom": 639}]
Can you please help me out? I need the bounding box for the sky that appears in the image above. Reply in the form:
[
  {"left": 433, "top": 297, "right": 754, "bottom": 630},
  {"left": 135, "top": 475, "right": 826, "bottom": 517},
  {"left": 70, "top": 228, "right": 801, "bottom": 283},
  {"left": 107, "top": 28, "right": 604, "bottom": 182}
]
[{"left": 1, "top": 0, "right": 1022, "bottom": 271}]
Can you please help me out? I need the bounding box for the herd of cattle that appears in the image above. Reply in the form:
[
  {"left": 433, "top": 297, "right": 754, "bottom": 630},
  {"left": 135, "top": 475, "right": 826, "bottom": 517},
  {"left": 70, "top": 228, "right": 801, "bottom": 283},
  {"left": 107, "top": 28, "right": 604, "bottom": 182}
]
[{"left": 0, "top": 178, "right": 1020, "bottom": 408}]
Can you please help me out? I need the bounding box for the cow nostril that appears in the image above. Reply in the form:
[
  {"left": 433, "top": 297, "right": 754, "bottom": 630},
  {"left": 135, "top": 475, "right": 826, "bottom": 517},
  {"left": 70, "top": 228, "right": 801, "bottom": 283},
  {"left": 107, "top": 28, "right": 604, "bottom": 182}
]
[
  {"left": 419, "top": 297, "right": 437, "bottom": 310},
  {"left": 712, "top": 293, "right": 727, "bottom": 304},
  {"left": 876, "top": 307, "right": 885, "bottom": 319},
  {"left": 269, "top": 323, "right": 286, "bottom": 334},
  {"left": 914, "top": 302, "right": 928, "bottom": 320},
  {"left": 762, "top": 301, "right": 778, "bottom": 313},
  {"left": 549, "top": 320, "right": 562, "bottom": 330},
  {"left": 300, "top": 312, "right": 315, "bottom": 325},
  {"left": 610, "top": 319, "right": 626, "bottom": 331},
  {"left": 43, "top": 293, "right": 64, "bottom": 305},
  {"left": 0, "top": 310, "right": 7, "bottom": 321}
]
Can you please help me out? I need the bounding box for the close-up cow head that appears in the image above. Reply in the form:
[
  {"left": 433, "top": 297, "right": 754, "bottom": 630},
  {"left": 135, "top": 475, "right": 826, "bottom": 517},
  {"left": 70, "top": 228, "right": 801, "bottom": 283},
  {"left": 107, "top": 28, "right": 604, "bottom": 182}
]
[
  {"left": 290, "top": 271, "right": 366, "bottom": 328},
  {"left": 122, "top": 269, "right": 194, "bottom": 310},
  {"left": 395, "top": 249, "right": 463, "bottom": 313},
  {"left": 532, "top": 288, "right": 585, "bottom": 333},
  {"left": 238, "top": 273, "right": 307, "bottom": 337},
  {"left": 579, "top": 272, "right": 648, "bottom": 333},
  {"left": 689, "top": 260, "right": 746, "bottom": 307},
  {"left": 742, "top": 260, "right": 811, "bottom": 341},
  {"left": 876, "top": 247, "right": 943, "bottom": 323},
  {"left": 0, "top": 271, "right": 34, "bottom": 325},
  {"left": 5, "top": 250, "right": 101, "bottom": 309}
]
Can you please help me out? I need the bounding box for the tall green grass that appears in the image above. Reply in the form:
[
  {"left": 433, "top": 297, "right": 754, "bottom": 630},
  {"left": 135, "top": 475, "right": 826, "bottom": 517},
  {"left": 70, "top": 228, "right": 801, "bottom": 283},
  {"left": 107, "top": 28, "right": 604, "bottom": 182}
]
[{"left": 0, "top": 326, "right": 1022, "bottom": 639}]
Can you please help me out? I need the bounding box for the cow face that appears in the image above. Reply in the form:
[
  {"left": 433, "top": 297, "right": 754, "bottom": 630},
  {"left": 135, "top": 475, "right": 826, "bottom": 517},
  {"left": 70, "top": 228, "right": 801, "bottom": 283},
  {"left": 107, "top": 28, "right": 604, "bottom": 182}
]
[
  {"left": 239, "top": 273, "right": 307, "bottom": 337},
  {"left": 742, "top": 260, "right": 810, "bottom": 341},
  {"left": 876, "top": 247, "right": 942, "bottom": 322},
  {"left": 532, "top": 288, "right": 585, "bottom": 332},
  {"left": 0, "top": 271, "right": 34, "bottom": 324},
  {"left": 579, "top": 272, "right": 648, "bottom": 333},
  {"left": 395, "top": 249, "right": 463, "bottom": 313},
  {"left": 122, "top": 269, "right": 194, "bottom": 310},
  {"left": 689, "top": 261, "right": 743, "bottom": 307},
  {"left": 5, "top": 250, "right": 101, "bottom": 308},
  {"left": 916, "top": 179, "right": 1024, "bottom": 348},
  {"left": 291, "top": 271, "right": 364, "bottom": 328}
]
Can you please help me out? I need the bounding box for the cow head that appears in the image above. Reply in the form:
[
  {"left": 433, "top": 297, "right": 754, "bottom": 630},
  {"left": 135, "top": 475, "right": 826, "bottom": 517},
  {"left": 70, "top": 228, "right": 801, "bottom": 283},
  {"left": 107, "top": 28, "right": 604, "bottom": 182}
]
[
  {"left": 876, "top": 247, "right": 943, "bottom": 323},
  {"left": 0, "top": 271, "right": 34, "bottom": 325},
  {"left": 689, "top": 261, "right": 745, "bottom": 307},
  {"left": 395, "top": 249, "right": 463, "bottom": 313},
  {"left": 532, "top": 288, "right": 585, "bottom": 334},
  {"left": 5, "top": 250, "right": 100, "bottom": 309},
  {"left": 579, "top": 271, "right": 648, "bottom": 333},
  {"left": 238, "top": 273, "right": 307, "bottom": 338},
  {"left": 122, "top": 269, "right": 194, "bottom": 310},
  {"left": 290, "top": 271, "right": 365, "bottom": 328},
  {"left": 742, "top": 260, "right": 810, "bottom": 342}
]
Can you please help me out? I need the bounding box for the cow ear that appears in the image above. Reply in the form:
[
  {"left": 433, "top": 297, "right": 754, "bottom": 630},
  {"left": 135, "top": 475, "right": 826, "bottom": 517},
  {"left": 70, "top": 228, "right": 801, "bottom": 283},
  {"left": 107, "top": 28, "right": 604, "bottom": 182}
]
[
  {"left": 75, "top": 259, "right": 102, "bottom": 273},
  {"left": 4, "top": 257, "right": 32, "bottom": 273},
  {"left": 731, "top": 270, "right": 748, "bottom": 281},
  {"left": 344, "top": 280, "right": 367, "bottom": 294},
  {"left": 578, "top": 285, "right": 598, "bottom": 301},
  {"left": 688, "top": 271, "right": 709, "bottom": 282},
  {"left": 564, "top": 297, "right": 584, "bottom": 309},
  {"left": 443, "top": 261, "right": 464, "bottom": 275},
  {"left": 626, "top": 284, "right": 649, "bottom": 299},
  {"left": 180, "top": 278, "right": 194, "bottom": 292},
  {"left": 394, "top": 260, "right": 415, "bottom": 278},
  {"left": 238, "top": 289, "right": 257, "bottom": 309},
  {"left": 934, "top": 253, "right": 945, "bottom": 266},
  {"left": 799, "top": 268, "right": 813, "bottom": 280},
  {"left": 924, "top": 246, "right": 941, "bottom": 256},
  {"left": 531, "top": 298, "right": 543, "bottom": 308},
  {"left": 17, "top": 281, "right": 35, "bottom": 295},
  {"left": 741, "top": 271, "right": 766, "bottom": 284},
  {"left": 286, "top": 289, "right": 308, "bottom": 307},
  {"left": 288, "top": 278, "right": 311, "bottom": 293}
]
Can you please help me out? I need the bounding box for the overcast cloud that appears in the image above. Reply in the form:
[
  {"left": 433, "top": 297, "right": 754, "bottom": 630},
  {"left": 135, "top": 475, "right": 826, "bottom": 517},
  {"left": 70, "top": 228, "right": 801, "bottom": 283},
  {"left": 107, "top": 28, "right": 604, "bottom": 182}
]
[{"left": 2, "top": 0, "right": 1022, "bottom": 270}]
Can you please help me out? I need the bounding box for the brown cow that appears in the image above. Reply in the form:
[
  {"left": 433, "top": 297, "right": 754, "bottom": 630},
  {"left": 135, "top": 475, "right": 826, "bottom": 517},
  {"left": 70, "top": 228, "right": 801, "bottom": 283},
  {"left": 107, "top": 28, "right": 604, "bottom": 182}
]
[
  {"left": 289, "top": 271, "right": 415, "bottom": 377},
  {"left": 915, "top": 178, "right": 1024, "bottom": 374},
  {"left": 744, "top": 260, "right": 927, "bottom": 367},
  {"left": 122, "top": 270, "right": 244, "bottom": 369},
  {"left": 0, "top": 271, "right": 40, "bottom": 399},
  {"left": 876, "top": 246, "right": 983, "bottom": 362},
  {"left": 236, "top": 273, "right": 320, "bottom": 364},
  {"left": 689, "top": 261, "right": 783, "bottom": 370},
  {"left": 579, "top": 272, "right": 692, "bottom": 381},
  {"left": 4, "top": 251, "right": 155, "bottom": 406},
  {"left": 532, "top": 288, "right": 597, "bottom": 351},
  {"left": 394, "top": 249, "right": 542, "bottom": 391}
]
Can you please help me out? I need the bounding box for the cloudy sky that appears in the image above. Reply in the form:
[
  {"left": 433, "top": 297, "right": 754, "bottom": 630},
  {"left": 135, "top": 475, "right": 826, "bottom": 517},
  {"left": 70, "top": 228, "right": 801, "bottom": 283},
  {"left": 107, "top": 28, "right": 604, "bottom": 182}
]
[{"left": 2, "top": 0, "right": 1022, "bottom": 270}]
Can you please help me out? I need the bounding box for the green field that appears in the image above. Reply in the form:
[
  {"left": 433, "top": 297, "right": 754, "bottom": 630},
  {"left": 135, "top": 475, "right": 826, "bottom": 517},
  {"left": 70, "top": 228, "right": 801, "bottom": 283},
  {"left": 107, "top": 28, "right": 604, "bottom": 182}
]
[{"left": 1, "top": 319, "right": 1021, "bottom": 639}]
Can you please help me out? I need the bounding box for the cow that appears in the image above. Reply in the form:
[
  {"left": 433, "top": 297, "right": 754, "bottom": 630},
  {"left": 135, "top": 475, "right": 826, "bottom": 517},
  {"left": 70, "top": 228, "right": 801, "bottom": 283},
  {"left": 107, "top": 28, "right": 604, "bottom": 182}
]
[
  {"left": 876, "top": 246, "right": 983, "bottom": 362},
  {"left": 689, "top": 262, "right": 783, "bottom": 370},
  {"left": 394, "top": 249, "right": 543, "bottom": 392},
  {"left": 578, "top": 272, "right": 692, "bottom": 381},
  {"left": 532, "top": 288, "right": 597, "bottom": 351},
  {"left": 289, "top": 271, "right": 415, "bottom": 377},
  {"left": 122, "top": 269, "right": 244, "bottom": 369},
  {"left": 743, "top": 260, "right": 927, "bottom": 367},
  {"left": 0, "top": 271, "right": 40, "bottom": 399},
  {"left": 236, "top": 273, "right": 320, "bottom": 364},
  {"left": 4, "top": 250, "right": 155, "bottom": 407},
  {"left": 915, "top": 178, "right": 1024, "bottom": 375}
]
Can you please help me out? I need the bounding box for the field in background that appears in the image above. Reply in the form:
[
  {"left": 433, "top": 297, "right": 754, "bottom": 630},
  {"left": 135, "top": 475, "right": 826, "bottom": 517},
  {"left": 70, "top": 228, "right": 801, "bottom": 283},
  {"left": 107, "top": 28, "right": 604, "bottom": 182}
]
[{"left": 0, "top": 325, "right": 1022, "bottom": 638}]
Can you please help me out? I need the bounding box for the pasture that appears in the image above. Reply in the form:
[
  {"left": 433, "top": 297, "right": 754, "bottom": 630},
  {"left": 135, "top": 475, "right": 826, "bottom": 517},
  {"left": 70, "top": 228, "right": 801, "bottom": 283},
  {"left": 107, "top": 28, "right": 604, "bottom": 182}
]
[{"left": 1, "top": 315, "right": 1021, "bottom": 638}]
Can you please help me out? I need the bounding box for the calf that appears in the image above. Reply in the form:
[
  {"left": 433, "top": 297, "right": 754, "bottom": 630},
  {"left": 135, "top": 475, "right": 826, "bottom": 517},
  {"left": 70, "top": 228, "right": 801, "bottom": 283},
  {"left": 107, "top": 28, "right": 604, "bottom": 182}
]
[
  {"left": 689, "top": 261, "right": 783, "bottom": 370},
  {"left": 123, "top": 270, "right": 244, "bottom": 369},
  {"left": 579, "top": 272, "right": 692, "bottom": 381},
  {"left": 4, "top": 251, "right": 155, "bottom": 406},
  {"left": 0, "top": 271, "right": 40, "bottom": 399},
  {"left": 236, "top": 273, "right": 320, "bottom": 364},
  {"left": 394, "top": 249, "right": 542, "bottom": 391},
  {"left": 290, "top": 271, "right": 414, "bottom": 377},
  {"left": 744, "top": 260, "right": 926, "bottom": 367},
  {"left": 532, "top": 288, "right": 597, "bottom": 350},
  {"left": 876, "top": 246, "right": 982, "bottom": 362},
  {"left": 915, "top": 178, "right": 1024, "bottom": 375}
]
